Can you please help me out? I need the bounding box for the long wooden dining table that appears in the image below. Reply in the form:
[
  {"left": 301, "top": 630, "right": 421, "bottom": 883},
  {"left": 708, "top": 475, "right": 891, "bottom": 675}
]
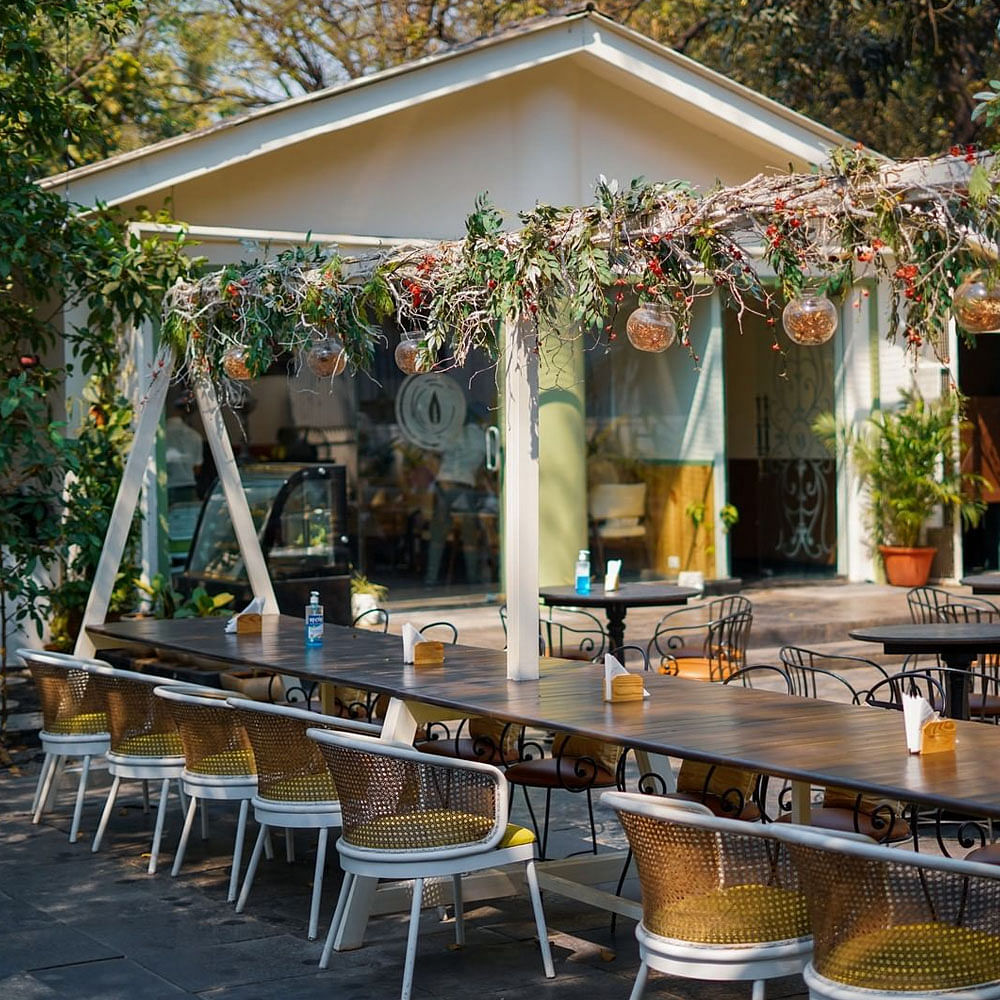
[{"left": 88, "top": 614, "right": 1000, "bottom": 949}]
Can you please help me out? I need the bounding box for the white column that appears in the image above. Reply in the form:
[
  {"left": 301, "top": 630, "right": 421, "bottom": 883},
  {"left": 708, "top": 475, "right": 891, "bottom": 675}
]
[
  {"left": 194, "top": 380, "right": 279, "bottom": 614},
  {"left": 75, "top": 348, "right": 174, "bottom": 657},
  {"left": 503, "top": 317, "right": 540, "bottom": 681}
]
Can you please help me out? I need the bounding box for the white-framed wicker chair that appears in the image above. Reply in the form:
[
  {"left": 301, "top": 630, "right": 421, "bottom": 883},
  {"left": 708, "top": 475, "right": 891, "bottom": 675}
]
[
  {"left": 602, "top": 791, "right": 812, "bottom": 1000},
  {"left": 79, "top": 662, "right": 193, "bottom": 875},
  {"left": 226, "top": 699, "right": 379, "bottom": 939},
  {"left": 18, "top": 648, "right": 111, "bottom": 843},
  {"left": 308, "top": 728, "right": 555, "bottom": 1000},
  {"left": 154, "top": 685, "right": 258, "bottom": 901},
  {"left": 769, "top": 821, "right": 1000, "bottom": 1000}
]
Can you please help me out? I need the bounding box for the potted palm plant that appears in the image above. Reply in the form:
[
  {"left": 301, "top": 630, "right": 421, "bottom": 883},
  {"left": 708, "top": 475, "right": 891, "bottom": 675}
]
[{"left": 815, "top": 389, "right": 986, "bottom": 586}]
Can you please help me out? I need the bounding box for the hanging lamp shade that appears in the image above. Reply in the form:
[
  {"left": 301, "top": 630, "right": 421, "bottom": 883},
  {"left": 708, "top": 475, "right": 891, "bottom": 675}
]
[
  {"left": 306, "top": 336, "right": 348, "bottom": 377},
  {"left": 782, "top": 293, "right": 838, "bottom": 345},
  {"left": 395, "top": 335, "right": 430, "bottom": 374},
  {"left": 952, "top": 271, "right": 1000, "bottom": 334},
  {"left": 625, "top": 303, "right": 677, "bottom": 353}
]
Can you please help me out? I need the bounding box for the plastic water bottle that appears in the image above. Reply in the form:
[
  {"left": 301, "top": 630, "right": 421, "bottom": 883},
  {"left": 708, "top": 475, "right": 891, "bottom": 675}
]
[
  {"left": 575, "top": 549, "right": 591, "bottom": 595},
  {"left": 305, "top": 590, "right": 324, "bottom": 646}
]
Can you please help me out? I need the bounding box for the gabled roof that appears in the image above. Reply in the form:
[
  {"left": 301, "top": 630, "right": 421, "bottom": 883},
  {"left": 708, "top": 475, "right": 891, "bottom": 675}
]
[{"left": 45, "top": 8, "right": 860, "bottom": 209}]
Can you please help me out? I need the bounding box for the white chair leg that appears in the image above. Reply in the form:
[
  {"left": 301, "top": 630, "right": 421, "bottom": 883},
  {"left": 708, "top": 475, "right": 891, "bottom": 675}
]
[
  {"left": 452, "top": 874, "right": 464, "bottom": 946},
  {"left": 752, "top": 980, "right": 766, "bottom": 1000},
  {"left": 200, "top": 797, "right": 209, "bottom": 840},
  {"left": 308, "top": 828, "right": 328, "bottom": 940},
  {"left": 148, "top": 777, "right": 171, "bottom": 875},
  {"left": 228, "top": 799, "right": 250, "bottom": 903},
  {"left": 524, "top": 860, "right": 555, "bottom": 979},
  {"left": 236, "top": 824, "right": 268, "bottom": 913},
  {"left": 171, "top": 793, "right": 199, "bottom": 877},
  {"left": 320, "top": 871, "right": 355, "bottom": 969},
  {"left": 400, "top": 877, "right": 424, "bottom": 1000},
  {"left": 45, "top": 756, "right": 67, "bottom": 812},
  {"left": 629, "top": 960, "right": 649, "bottom": 1000},
  {"left": 285, "top": 827, "right": 295, "bottom": 863},
  {"left": 263, "top": 827, "right": 274, "bottom": 860},
  {"left": 92, "top": 775, "right": 121, "bottom": 853},
  {"left": 31, "top": 753, "right": 57, "bottom": 823},
  {"left": 69, "top": 754, "right": 93, "bottom": 843}
]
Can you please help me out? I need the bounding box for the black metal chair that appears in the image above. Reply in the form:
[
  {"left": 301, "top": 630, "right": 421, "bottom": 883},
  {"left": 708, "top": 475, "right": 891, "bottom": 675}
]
[
  {"left": 867, "top": 666, "right": 1000, "bottom": 722},
  {"left": 352, "top": 607, "right": 389, "bottom": 632},
  {"left": 655, "top": 610, "right": 753, "bottom": 683},
  {"left": 778, "top": 645, "right": 890, "bottom": 704}
]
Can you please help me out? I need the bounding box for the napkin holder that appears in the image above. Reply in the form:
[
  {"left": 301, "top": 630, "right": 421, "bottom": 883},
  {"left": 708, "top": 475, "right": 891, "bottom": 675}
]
[
  {"left": 234, "top": 612, "right": 262, "bottom": 635},
  {"left": 920, "top": 718, "right": 956, "bottom": 755},
  {"left": 605, "top": 673, "right": 644, "bottom": 703},
  {"left": 413, "top": 640, "right": 444, "bottom": 667}
]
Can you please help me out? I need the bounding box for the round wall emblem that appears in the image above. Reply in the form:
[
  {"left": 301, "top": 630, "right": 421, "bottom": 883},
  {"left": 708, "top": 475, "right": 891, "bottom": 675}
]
[{"left": 395, "top": 373, "right": 467, "bottom": 450}]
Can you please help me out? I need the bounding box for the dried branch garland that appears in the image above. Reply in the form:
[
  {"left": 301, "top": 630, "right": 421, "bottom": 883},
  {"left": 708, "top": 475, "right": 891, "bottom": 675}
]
[{"left": 161, "top": 147, "right": 1000, "bottom": 397}]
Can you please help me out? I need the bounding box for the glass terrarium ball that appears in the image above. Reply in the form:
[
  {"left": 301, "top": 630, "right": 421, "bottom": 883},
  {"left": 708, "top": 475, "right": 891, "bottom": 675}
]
[
  {"left": 395, "top": 335, "right": 429, "bottom": 374},
  {"left": 782, "top": 293, "right": 838, "bottom": 346},
  {"left": 222, "top": 346, "right": 254, "bottom": 380},
  {"left": 953, "top": 271, "right": 1000, "bottom": 334},
  {"left": 625, "top": 303, "right": 677, "bottom": 353},
  {"left": 306, "top": 336, "right": 348, "bottom": 377}
]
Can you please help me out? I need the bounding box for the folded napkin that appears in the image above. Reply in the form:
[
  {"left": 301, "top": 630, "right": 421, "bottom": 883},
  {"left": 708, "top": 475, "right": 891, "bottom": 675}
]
[
  {"left": 604, "top": 559, "right": 622, "bottom": 592},
  {"left": 604, "top": 652, "right": 649, "bottom": 701},
  {"left": 902, "top": 691, "right": 935, "bottom": 754},
  {"left": 402, "top": 623, "right": 421, "bottom": 664},
  {"left": 225, "top": 596, "right": 264, "bottom": 634}
]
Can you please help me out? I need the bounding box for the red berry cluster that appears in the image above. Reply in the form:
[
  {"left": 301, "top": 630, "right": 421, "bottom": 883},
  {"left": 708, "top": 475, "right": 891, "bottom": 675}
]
[
  {"left": 949, "top": 144, "right": 977, "bottom": 164},
  {"left": 894, "top": 263, "right": 922, "bottom": 302}
]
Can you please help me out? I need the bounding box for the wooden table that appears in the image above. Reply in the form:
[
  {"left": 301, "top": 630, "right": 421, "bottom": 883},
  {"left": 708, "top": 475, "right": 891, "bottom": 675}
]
[
  {"left": 961, "top": 572, "right": 1000, "bottom": 595},
  {"left": 88, "top": 616, "right": 1000, "bottom": 947},
  {"left": 850, "top": 622, "right": 1000, "bottom": 720},
  {"left": 538, "top": 582, "right": 699, "bottom": 653}
]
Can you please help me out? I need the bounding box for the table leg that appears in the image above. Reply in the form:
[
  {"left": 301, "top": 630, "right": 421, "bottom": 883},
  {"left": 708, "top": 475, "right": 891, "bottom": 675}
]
[
  {"left": 606, "top": 606, "right": 626, "bottom": 655},
  {"left": 790, "top": 781, "right": 812, "bottom": 825},
  {"left": 940, "top": 652, "right": 973, "bottom": 721}
]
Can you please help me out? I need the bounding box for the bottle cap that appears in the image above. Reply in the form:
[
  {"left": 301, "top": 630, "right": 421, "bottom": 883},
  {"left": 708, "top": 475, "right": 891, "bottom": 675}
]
[
  {"left": 578, "top": 549, "right": 589, "bottom": 560},
  {"left": 310, "top": 590, "right": 320, "bottom": 602}
]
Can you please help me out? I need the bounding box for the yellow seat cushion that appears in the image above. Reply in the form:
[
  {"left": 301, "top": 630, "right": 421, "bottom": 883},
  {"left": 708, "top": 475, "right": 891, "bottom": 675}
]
[
  {"left": 351, "top": 809, "right": 533, "bottom": 851},
  {"left": 260, "top": 772, "right": 338, "bottom": 803},
  {"left": 823, "top": 922, "right": 1000, "bottom": 991},
  {"left": 551, "top": 733, "right": 621, "bottom": 773},
  {"left": 50, "top": 711, "right": 108, "bottom": 735},
  {"left": 116, "top": 732, "right": 184, "bottom": 757},
  {"left": 660, "top": 656, "right": 738, "bottom": 683},
  {"left": 190, "top": 748, "right": 256, "bottom": 776},
  {"left": 648, "top": 883, "right": 810, "bottom": 944}
]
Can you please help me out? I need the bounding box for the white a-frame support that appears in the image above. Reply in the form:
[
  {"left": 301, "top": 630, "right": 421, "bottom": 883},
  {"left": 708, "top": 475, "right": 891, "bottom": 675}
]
[
  {"left": 74, "top": 345, "right": 279, "bottom": 658},
  {"left": 503, "top": 317, "right": 540, "bottom": 681}
]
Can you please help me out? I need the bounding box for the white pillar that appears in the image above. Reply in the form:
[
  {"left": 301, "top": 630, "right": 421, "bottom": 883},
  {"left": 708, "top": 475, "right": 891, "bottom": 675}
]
[{"left": 503, "top": 317, "right": 540, "bottom": 681}]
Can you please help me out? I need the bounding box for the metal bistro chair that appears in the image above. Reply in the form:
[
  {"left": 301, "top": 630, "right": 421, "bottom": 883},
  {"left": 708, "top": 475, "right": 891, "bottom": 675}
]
[
  {"left": 154, "top": 686, "right": 258, "bottom": 901},
  {"left": 868, "top": 666, "right": 1000, "bottom": 724},
  {"left": 18, "top": 648, "right": 111, "bottom": 843},
  {"left": 84, "top": 663, "right": 191, "bottom": 875},
  {"left": 308, "top": 728, "right": 555, "bottom": 1000},
  {"left": 770, "top": 822, "right": 1000, "bottom": 1000},
  {"left": 227, "top": 699, "right": 379, "bottom": 940},
  {"left": 648, "top": 594, "right": 752, "bottom": 659},
  {"left": 603, "top": 792, "right": 811, "bottom": 1000},
  {"left": 655, "top": 609, "right": 753, "bottom": 683}
]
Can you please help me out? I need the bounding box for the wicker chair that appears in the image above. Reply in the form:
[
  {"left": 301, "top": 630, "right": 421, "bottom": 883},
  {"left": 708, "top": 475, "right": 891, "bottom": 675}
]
[
  {"left": 226, "top": 699, "right": 379, "bottom": 940},
  {"left": 18, "top": 648, "right": 111, "bottom": 843},
  {"left": 154, "top": 686, "right": 258, "bottom": 900},
  {"left": 770, "top": 822, "right": 1000, "bottom": 999},
  {"left": 81, "top": 662, "right": 191, "bottom": 875},
  {"left": 308, "top": 728, "right": 555, "bottom": 1000},
  {"left": 603, "top": 792, "right": 812, "bottom": 1000}
]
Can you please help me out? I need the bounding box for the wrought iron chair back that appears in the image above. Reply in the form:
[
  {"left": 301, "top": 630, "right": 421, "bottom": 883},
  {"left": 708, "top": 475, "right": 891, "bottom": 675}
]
[{"left": 778, "top": 645, "right": 889, "bottom": 704}]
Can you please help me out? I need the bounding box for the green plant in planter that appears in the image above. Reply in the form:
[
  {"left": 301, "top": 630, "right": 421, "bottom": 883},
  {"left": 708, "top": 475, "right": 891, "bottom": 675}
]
[
  {"left": 136, "top": 574, "right": 234, "bottom": 619},
  {"left": 814, "top": 389, "right": 986, "bottom": 551},
  {"left": 350, "top": 573, "right": 388, "bottom": 601}
]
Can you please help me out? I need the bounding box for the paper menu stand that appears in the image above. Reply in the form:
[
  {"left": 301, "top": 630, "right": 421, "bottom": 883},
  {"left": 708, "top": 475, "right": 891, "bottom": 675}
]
[
  {"left": 402, "top": 623, "right": 421, "bottom": 664},
  {"left": 902, "top": 692, "right": 956, "bottom": 754},
  {"left": 920, "top": 718, "right": 957, "bottom": 755},
  {"left": 604, "top": 559, "right": 622, "bottom": 592},
  {"left": 226, "top": 597, "right": 264, "bottom": 634},
  {"left": 603, "top": 653, "right": 649, "bottom": 703}
]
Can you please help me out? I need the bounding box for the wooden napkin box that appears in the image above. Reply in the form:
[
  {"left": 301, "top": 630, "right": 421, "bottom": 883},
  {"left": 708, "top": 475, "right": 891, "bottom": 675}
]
[
  {"left": 413, "top": 640, "right": 445, "bottom": 667},
  {"left": 605, "top": 673, "right": 644, "bottom": 703},
  {"left": 920, "top": 718, "right": 956, "bottom": 755},
  {"left": 235, "top": 613, "right": 262, "bottom": 635}
]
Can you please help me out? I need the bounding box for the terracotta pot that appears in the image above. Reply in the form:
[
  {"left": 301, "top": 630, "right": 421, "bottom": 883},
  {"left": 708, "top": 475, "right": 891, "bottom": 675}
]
[{"left": 878, "top": 545, "right": 936, "bottom": 587}]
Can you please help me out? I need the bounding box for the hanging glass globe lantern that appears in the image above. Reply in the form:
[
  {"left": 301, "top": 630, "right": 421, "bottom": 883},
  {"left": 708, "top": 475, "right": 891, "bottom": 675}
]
[
  {"left": 952, "top": 270, "right": 1000, "bottom": 334},
  {"left": 782, "top": 293, "right": 838, "bottom": 346},
  {"left": 222, "top": 346, "right": 254, "bottom": 380},
  {"left": 306, "top": 336, "right": 348, "bottom": 377},
  {"left": 625, "top": 303, "right": 677, "bottom": 353},
  {"left": 395, "top": 335, "right": 430, "bottom": 374}
]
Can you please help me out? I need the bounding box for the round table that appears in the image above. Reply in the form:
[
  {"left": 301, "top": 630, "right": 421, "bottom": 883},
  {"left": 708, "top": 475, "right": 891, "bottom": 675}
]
[
  {"left": 960, "top": 573, "right": 1000, "bottom": 595},
  {"left": 850, "top": 622, "right": 1000, "bottom": 720},
  {"left": 539, "top": 581, "right": 700, "bottom": 655}
]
